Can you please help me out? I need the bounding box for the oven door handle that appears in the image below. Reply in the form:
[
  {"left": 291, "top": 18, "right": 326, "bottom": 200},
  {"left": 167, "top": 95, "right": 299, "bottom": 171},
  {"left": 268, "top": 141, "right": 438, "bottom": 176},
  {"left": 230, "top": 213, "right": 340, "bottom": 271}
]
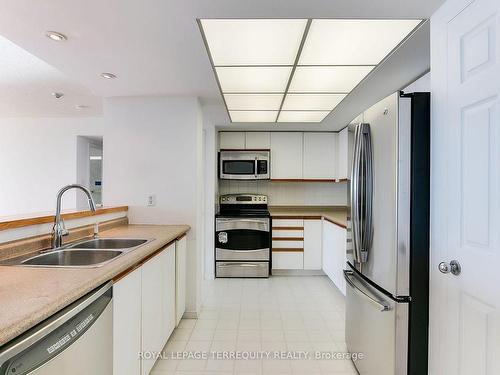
[
  {"left": 216, "top": 218, "right": 269, "bottom": 232},
  {"left": 216, "top": 248, "right": 269, "bottom": 253}
]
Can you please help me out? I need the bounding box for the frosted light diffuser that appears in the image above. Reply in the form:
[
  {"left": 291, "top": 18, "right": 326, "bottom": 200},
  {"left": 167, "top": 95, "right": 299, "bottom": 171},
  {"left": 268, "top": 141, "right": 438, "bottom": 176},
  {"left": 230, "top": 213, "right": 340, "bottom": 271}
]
[
  {"left": 199, "top": 18, "right": 422, "bottom": 122},
  {"left": 224, "top": 94, "right": 283, "bottom": 110},
  {"left": 278, "top": 111, "right": 330, "bottom": 123},
  {"left": 289, "top": 66, "right": 375, "bottom": 93},
  {"left": 230, "top": 111, "right": 278, "bottom": 122},
  {"left": 216, "top": 66, "right": 292, "bottom": 93},
  {"left": 299, "top": 19, "right": 421, "bottom": 65},
  {"left": 282, "top": 94, "right": 347, "bottom": 111},
  {"left": 201, "top": 19, "right": 307, "bottom": 66}
]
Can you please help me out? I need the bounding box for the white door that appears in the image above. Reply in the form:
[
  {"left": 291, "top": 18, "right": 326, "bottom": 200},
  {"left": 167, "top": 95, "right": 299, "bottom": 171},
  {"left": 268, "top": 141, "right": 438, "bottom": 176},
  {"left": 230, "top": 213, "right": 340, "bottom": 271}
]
[{"left": 430, "top": 0, "right": 500, "bottom": 374}]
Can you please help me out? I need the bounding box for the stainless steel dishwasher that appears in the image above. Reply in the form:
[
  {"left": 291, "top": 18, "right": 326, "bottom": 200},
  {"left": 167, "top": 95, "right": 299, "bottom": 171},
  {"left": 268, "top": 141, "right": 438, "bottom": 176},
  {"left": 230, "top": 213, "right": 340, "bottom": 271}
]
[{"left": 0, "top": 282, "right": 112, "bottom": 374}]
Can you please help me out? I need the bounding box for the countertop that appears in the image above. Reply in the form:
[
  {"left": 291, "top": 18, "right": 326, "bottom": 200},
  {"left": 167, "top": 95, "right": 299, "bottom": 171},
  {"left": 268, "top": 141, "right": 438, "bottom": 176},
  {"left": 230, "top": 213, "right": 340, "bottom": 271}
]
[
  {"left": 0, "top": 224, "right": 189, "bottom": 347},
  {"left": 269, "top": 206, "right": 347, "bottom": 228}
]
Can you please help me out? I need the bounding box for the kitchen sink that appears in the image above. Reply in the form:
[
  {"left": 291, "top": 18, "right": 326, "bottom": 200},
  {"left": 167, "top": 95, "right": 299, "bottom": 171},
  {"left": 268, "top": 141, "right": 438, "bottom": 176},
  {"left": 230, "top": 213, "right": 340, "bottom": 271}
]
[
  {"left": 21, "top": 249, "right": 123, "bottom": 267},
  {"left": 66, "top": 238, "right": 148, "bottom": 250}
]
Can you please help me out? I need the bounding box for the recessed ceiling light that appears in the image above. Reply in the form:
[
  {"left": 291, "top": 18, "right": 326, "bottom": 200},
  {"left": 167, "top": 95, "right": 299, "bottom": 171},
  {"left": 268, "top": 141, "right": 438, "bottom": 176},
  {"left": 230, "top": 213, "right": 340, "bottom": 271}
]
[
  {"left": 75, "top": 104, "right": 90, "bottom": 110},
  {"left": 101, "top": 72, "right": 117, "bottom": 79},
  {"left": 46, "top": 31, "right": 67, "bottom": 42},
  {"left": 230, "top": 111, "right": 278, "bottom": 122},
  {"left": 51, "top": 92, "right": 64, "bottom": 99}
]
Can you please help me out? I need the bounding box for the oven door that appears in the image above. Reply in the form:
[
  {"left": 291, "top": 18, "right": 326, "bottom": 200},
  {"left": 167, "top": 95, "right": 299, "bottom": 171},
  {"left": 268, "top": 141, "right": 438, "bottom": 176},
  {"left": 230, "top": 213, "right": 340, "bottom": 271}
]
[
  {"left": 215, "top": 217, "right": 270, "bottom": 261},
  {"left": 219, "top": 151, "right": 270, "bottom": 180}
]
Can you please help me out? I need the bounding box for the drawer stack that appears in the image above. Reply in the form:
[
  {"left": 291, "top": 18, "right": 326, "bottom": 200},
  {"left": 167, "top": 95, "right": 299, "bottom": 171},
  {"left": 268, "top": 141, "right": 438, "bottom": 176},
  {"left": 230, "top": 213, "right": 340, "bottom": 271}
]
[{"left": 272, "top": 219, "right": 304, "bottom": 269}]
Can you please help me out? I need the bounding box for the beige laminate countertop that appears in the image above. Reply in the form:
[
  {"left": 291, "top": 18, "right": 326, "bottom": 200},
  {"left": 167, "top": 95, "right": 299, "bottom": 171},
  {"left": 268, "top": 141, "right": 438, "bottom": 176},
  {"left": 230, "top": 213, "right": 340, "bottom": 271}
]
[
  {"left": 0, "top": 224, "right": 189, "bottom": 347},
  {"left": 269, "top": 206, "right": 347, "bottom": 228}
]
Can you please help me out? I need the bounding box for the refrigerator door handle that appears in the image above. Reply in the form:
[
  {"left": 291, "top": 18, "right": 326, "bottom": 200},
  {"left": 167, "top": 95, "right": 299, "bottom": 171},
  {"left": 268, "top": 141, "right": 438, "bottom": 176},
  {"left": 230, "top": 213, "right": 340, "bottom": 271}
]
[
  {"left": 351, "top": 124, "right": 362, "bottom": 263},
  {"left": 344, "top": 270, "right": 391, "bottom": 312}
]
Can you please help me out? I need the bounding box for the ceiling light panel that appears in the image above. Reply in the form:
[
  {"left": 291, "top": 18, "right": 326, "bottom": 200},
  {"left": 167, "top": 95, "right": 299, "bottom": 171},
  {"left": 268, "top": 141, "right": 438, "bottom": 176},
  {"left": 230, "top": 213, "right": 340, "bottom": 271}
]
[
  {"left": 224, "top": 94, "right": 283, "bottom": 110},
  {"left": 282, "top": 93, "right": 347, "bottom": 111},
  {"left": 201, "top": 19, "right": 307, "bottom": 66},
  {"left": 278, "top": 111, "right": 330, "bottom": 123},
  {"left": 230, "top": 111, "right": 278, "bottom": 122},
  {"left": 216, "top": 66, "right": 292, "bottom": 93},
  {"left": 299, "top": 19, "right": 421, "bottom": 65},
  {"left": 289, "top": 66, "right": 374, "bottom": 93}
]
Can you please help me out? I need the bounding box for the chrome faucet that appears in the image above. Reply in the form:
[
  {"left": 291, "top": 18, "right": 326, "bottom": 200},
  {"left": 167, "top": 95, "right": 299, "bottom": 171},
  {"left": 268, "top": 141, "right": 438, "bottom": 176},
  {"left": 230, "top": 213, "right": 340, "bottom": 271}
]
[{"left": 52, "top": 184, "right": 96, "bottom": 248}]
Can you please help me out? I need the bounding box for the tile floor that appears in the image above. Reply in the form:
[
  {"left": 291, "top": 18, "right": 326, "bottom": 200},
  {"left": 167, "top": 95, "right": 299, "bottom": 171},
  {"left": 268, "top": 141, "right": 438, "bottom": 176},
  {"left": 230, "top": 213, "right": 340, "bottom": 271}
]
[{"left": 151, "top": 276, "right": 358, "bottom": 375}]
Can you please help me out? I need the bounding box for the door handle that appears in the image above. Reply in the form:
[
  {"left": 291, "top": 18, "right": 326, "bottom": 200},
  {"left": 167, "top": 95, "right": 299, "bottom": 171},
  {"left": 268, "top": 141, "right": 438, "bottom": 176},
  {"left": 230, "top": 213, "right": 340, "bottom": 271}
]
[
  {"left": 343, "top": 270, "right": 391, "bottom": 312},
  {"left": 438, "top": 260, "right": 461, "bottom": 276}
]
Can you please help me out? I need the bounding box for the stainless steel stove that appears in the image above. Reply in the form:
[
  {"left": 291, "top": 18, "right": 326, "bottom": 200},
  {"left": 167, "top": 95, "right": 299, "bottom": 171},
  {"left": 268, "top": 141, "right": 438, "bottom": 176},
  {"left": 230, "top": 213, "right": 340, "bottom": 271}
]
[{"left": 215, "top": 194, "right": 271, "bottom": 278}]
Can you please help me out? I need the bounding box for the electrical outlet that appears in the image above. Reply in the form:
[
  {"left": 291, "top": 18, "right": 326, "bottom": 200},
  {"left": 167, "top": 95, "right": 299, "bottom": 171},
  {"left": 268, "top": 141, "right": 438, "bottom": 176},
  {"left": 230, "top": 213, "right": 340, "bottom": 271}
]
[{"left": 147, "top": 194, "right": 156, "bottom": 207}]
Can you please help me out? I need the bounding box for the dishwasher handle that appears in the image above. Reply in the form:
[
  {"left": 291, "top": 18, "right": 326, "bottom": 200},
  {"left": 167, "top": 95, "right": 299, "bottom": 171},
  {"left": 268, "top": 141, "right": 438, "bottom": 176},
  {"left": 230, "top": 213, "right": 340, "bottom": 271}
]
[{"left": 0, "top": 281, "right": 112, "bottom": 374}]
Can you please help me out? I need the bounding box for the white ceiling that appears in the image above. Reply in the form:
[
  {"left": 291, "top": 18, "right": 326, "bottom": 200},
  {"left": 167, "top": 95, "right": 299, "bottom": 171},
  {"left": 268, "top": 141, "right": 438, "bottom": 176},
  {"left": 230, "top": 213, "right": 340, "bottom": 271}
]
[
  {"left": 0, "top": 35, "right": 101, "bottom": 117},
  {"left": 0, "top": 0, "right": 443, "bottom": 123}
]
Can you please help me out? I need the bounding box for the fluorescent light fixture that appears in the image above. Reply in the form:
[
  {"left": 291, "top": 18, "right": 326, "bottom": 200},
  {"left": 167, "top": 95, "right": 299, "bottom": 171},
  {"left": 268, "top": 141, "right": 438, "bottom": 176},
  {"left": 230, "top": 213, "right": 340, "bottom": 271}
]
[
  {"left": 230, "top": 111, "right": 278, "bottom": 122},
  {"left": 299, "top": 19, "right": 421, "bottom": 65},
  {"left": 282, "top": 93, "right": 347, "bottom": 111},
  {"left": 289, "top": 66, "right": 375, "bottom": 93},
  {"left": 278, "top": 111, "right": 330, "bottom": 123},
  {"left": 224, "top": 94, "right": 283, "bottom": 110},
  {"left": 199, "top": 18, "right": 422, "bottom": 123},
  {"left": 200, "top": 19, "right": 307, "bottom": 66},
  {"left": 216, "top": 66, "right": 292, "bottom": 93},
  {"left": 89, "top": 156, "right": 102, "bottom": 160}
]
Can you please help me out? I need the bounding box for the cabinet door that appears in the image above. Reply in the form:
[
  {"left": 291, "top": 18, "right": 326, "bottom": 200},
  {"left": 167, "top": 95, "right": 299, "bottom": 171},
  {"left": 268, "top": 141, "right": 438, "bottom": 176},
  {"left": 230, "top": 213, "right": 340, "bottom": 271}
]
[
  {"left": 162, "top": 244, "right": 176, "bottom": 341},
  {"left": 304, "top": 219, "right": 322, "bottom": 270},
  {"left": 219, "top": 132, "right": 245, "bottom": 149},
  {"left": 175, "top": 236, "right": 187, "bottom": 326},
  {"left": 113, "top": 267, "right": 142, "bottom": 375},
  {"left": 141, "top": 252, "right": 165, "bottom": 375},
  {"left": 303, "top": 132, "right": 337, "bottom": 179},
  {"left": 337, "top": 127, "right": 349, "bottom": 180},
  {"left": 322, "top": 221, "right": 347, "bottom": 294},
  {"left": 270, "top": 132, "right": 303, "bottom": 179},
  {"left": 245, "top": 132, "right": 270, "bottom": 149}
]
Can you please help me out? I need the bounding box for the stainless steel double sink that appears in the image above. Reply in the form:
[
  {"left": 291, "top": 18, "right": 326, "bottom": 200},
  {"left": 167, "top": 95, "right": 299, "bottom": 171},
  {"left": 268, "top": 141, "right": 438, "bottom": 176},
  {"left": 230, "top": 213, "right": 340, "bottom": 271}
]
[{"left": 2, "top": 238, "right": 151, "bottom": 268}]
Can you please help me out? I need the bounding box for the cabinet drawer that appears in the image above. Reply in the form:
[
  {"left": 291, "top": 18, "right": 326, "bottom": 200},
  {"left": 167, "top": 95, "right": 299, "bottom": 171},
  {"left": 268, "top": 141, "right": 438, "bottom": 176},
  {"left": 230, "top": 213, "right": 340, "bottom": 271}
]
[
  {"left": 273, "top": 240, "right": 304, "bottom": 249},
  {"left": 272, "top": 219, "right": 304, "bottom": 227},
  {"left": 272, "top": 229, "right": 304, "bottom": 238},
  {"left": 216, "top": 261, "right": 269, "bottom": 277},
  {"left": 272, "top": 252, "right": 304, "bottom": 269}
]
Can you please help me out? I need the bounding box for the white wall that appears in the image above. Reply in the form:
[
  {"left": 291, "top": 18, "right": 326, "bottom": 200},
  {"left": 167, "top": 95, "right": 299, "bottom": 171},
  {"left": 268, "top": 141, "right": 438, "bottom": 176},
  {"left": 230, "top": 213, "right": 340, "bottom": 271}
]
[
  {"left": 103, "top": 96, "right": 203, "bottom": 315},
  {"left": 0, "top": 117, "right": 103, "bottom": 216}
]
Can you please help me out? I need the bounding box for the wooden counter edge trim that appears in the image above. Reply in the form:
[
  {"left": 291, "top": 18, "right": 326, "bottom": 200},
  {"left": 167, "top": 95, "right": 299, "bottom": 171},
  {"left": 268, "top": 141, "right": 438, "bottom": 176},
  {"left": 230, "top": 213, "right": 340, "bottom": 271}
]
[
  {"left": 272, "top": 226, "right": 304, "bottom": 230},
  {"left": 272, "top": 248, "right": 304, "bottom": 252},
  {"left": 270, "top": 179, "right": 341, "bottom": 183},
  {"left": 271, "top": 215, "right": 323, "bottom": 220},
  {"left": 112, "top": 229, "right": 189, "bottom": 283},
  {"left": 0, "top": 206, "right": 129, "bottom": 231},
  {"left": 323, "top": 217, "right": 347, "bottom": 229},
  {"left": 272, "top": 237, "right": 304, "bottom": 241}
]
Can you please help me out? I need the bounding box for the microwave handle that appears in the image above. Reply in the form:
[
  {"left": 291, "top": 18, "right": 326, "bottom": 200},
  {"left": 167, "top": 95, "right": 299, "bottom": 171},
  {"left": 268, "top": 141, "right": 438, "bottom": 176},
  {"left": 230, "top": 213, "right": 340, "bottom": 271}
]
[{"left": 254, "top": 158, "right": 258, "bottom": 178}]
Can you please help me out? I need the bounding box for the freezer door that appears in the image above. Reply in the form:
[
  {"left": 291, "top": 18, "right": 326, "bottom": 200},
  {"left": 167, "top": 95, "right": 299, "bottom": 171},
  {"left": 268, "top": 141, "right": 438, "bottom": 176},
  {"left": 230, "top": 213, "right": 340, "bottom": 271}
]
[
  {"left": 348, "top": 93, "right": 411, "bottom": 297},
  {"left": 344, "top": 269, "right": 408, "bottom": 375}
]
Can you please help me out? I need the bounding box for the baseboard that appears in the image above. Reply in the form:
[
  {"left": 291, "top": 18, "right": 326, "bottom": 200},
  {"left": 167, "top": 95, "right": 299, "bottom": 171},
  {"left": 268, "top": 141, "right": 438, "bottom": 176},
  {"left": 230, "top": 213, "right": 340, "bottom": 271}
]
[
  {"left": 271, "top": 269, "right": 325, "bottom": 276},
  {"left": 182, "top": 311, "right": 198, "bottom": 319}
]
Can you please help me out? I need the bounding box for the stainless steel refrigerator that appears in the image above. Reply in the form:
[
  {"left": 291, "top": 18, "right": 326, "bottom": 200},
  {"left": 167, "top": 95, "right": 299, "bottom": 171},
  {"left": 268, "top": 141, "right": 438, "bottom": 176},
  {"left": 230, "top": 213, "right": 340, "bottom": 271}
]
[{"left": 345, "top": 91, "right": 430, "bottom": 375}]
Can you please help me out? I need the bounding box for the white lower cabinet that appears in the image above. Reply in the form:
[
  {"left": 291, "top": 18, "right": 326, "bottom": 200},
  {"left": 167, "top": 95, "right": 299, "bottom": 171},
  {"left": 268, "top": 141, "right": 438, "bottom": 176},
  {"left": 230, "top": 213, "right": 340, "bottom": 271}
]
[
  {"left": 113, "top": 240, "right": 184, "bottom": 375},
  {"left": 113, "top": 267, "right": 142, "bottom": 375},
  {"left": 272, "top": 252, "right": 304, "bottom": 269},
  {"left": 175, "top": 236, "right": 187, "bottom": 326},
  {"left": 303, "top": 220, "right": 322, "bottom": 270},
  {"left": 322, "top": 221, "right": 347, "bottom": 295}
]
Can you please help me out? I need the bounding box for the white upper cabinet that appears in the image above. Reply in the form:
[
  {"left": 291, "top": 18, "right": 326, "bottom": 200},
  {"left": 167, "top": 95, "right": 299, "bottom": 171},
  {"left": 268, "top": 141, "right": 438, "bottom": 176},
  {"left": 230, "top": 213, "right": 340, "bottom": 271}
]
[
  {"left": 245, "top": 132, "right": 270, "bottom": 149},
  {"left": 303, "top": 133, "right": 337, "bottom": 179},
  {"left": 270, "top": 132, "right": 303, "bottom": 179},
  {"left": 219, "top": 132, "right": 245, "bottom": 149},
  {"left": 337, "top": 127, "right": 349, "bottom": 180}
]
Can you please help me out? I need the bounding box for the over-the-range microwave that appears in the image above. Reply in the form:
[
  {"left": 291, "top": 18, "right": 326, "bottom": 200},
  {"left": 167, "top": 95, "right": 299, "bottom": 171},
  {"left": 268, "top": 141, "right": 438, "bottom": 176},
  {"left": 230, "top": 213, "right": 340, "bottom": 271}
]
[{"left": 219, "top": 150, "right": 270, "bottom": 180}]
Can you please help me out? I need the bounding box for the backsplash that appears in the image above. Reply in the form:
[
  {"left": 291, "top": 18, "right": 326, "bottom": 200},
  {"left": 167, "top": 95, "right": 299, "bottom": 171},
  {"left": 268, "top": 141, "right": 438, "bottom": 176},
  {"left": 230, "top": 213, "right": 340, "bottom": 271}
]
[{"left": 219, "top": 180, "right": 348, "bottom": 206}]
